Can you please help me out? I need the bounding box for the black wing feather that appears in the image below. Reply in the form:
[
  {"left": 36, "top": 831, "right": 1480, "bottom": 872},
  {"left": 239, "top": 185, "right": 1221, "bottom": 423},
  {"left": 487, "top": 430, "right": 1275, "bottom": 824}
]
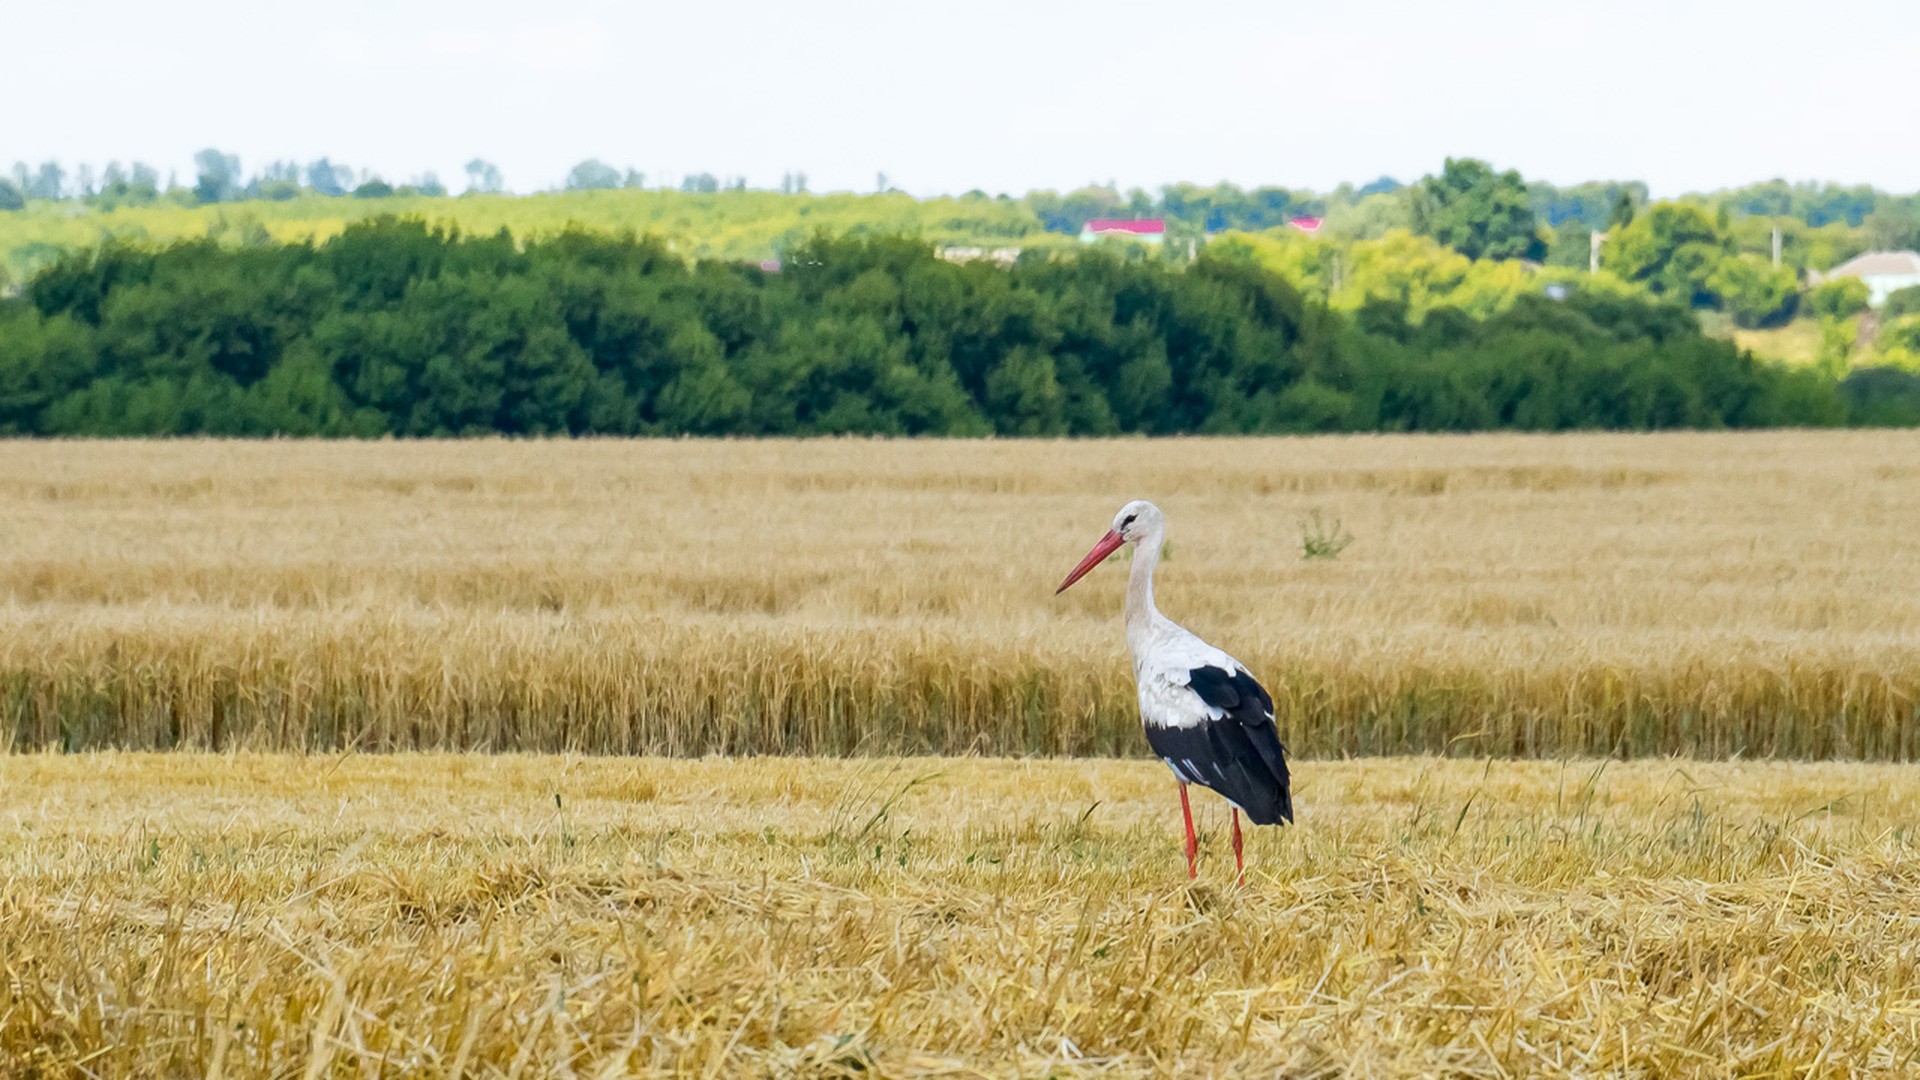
[{"left": 1145, "top": 666, "right": 1294, "bottom": 825}]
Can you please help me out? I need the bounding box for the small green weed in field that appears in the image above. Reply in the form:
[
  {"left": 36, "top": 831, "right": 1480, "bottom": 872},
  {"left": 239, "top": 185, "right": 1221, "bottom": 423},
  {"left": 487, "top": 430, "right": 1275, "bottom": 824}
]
[{"left": 1300, "top": 509, "right": 1354, "bottom": 560}]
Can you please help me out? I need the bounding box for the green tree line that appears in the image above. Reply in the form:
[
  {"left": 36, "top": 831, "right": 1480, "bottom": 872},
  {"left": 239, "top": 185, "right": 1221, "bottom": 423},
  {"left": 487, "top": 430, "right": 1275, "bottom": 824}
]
[
  {"left": 2, "top": 219, "right": 1912, "bottom": 437},
  {"left": 8, "top": 152, "right": 1920, "bottom": 320},
  {"left": 9, "top": 147, "right": 1916, "bottom": 252}
]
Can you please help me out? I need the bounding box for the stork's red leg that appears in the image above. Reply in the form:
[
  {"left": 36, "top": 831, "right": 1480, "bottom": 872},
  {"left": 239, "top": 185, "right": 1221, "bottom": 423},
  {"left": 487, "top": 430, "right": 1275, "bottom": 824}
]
[
  {"left": 1231, "top": 808, "right": 1245, "bottom": 886},
  {"left": 1179, "top": 783, "right": 1198, "bottom": 879}
]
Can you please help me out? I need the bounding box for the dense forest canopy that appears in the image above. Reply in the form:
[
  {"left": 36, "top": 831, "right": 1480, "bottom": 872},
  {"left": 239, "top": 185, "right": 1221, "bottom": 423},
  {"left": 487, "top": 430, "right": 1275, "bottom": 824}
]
[{"left": 5, "top": 218, "right": 1907, "bottom": 438}]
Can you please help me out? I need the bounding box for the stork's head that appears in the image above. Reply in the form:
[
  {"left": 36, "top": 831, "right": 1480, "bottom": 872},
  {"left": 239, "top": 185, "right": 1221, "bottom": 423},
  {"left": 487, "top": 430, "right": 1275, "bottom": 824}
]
[{"left": 1055, "top": 500, "right": 1162, "bottom": 594}]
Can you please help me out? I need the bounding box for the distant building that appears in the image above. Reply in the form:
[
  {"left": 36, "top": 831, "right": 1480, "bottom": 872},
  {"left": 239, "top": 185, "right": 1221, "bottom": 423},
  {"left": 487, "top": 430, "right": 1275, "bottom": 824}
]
[
  {"left": 937, "top": 246, "right": 1022, "bottom": 267},
  {"left": 1820, "top": 251, "right": 1920, "bottom": 307},
  {"left": 1287, "top": 216, "right": 1324, "bottom": 236},
  {"left": 1080, "top": 219, "right": 1166, "bottom": 244}
]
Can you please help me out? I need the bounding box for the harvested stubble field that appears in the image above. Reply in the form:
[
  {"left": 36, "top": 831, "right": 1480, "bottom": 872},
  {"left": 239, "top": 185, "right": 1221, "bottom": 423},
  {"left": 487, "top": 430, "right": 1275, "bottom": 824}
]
[
  {"left": 3, "top": 753, "right": 1918, "bottom": 1076},
  {"left": 3, "top": 432, "right": 1919, "bottom": 757}
]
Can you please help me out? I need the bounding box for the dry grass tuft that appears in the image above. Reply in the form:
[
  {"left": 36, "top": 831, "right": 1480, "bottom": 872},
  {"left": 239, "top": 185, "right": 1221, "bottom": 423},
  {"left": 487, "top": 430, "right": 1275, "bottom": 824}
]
[
  {"left": 5, "top": 432, "right": 1920, "bottom": 758},
  {"left": 3, "top": 754, "right": 1917, "bottom": 1076}
]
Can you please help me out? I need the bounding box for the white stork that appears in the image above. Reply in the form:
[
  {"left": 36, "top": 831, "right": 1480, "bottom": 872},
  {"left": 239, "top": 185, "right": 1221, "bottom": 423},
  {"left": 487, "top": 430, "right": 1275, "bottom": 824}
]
[{"left": 1056, "top": 500, "right": 1293, "bottom": 882}]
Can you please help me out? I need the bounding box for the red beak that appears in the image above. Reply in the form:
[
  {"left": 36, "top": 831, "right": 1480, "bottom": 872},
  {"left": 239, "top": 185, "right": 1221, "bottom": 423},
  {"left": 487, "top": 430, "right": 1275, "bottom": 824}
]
[{"left": 1055, "top": 529, "right": 1126, "bottom": 594}]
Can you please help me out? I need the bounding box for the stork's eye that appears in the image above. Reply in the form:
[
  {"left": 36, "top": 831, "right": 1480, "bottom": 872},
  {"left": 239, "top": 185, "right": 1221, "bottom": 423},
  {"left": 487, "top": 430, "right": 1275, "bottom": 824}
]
[{"left": 1121, "top": 514, "right": 1137, "bottom": 529}]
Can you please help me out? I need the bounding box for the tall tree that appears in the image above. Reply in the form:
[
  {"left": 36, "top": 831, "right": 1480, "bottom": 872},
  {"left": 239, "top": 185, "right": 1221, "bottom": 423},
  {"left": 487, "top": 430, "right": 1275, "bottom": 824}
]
[
  {"left": 1610, "top": 191, "right": 1637, "bottom": 229},
  {"left": 254, "top": 159, "right": 303, "bottom": 201},
  {"left": 1411, "top": 158, "right": 1545, "bottom": 261},
  {"left": 192, "top": 149, "right": 242, "bottom": 204},
  {"left": 26, "top": 161, "right": 66, "bottom": 201},
  {"left": 1603, "top": 202, "right": 1728, "bottom": 304},
  {"left": 412, "top": 172, "right": 448, "bottom": 197},
  {"left": 1706, "top": 254, "right": 1798, "bottom": 328},
  {"left": 464, "top": 159, "right": 504, "bottom": 194},
  {"left": 1357, "top": 176, "right": 1402, "bottom": 198},
  {"left": 306, "top": 159, "right": 352, "bottom": 197},
  {"left": 565, "top": 160, "right": 622, "bottom": 191},
  {"left": 1865, "top": 209, "right": 1919, "bottom": 252}
]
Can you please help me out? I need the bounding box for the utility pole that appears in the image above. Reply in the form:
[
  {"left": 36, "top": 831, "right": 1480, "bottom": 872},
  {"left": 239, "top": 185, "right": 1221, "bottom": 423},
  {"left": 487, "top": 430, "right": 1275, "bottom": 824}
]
[
  {"left": 1590, "top": 230, "right": 1604, "bottom": 276},
  {"left": 1772, "top": 226, "right": 1783, "bottom": 269}
]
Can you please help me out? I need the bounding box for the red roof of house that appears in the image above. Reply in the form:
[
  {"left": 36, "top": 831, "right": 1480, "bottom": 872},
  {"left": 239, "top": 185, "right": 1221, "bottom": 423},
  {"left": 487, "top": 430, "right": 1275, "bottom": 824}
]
[
  {"left": 1084, "top": 219, "right": 1166, "bottom": 234},
  {"left": 1287, "top": 216, "right": 1324, "bottom": 234}
]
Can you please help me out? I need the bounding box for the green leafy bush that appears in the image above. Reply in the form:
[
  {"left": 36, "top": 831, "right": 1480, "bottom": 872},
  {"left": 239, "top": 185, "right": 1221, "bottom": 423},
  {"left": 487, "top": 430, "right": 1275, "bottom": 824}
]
[
  {"left": 1882, "top": 284, "right": 1920, "bottom": 320},
  {"left": 1807, "top": 277, "right": 1871, "bottom": 319}
]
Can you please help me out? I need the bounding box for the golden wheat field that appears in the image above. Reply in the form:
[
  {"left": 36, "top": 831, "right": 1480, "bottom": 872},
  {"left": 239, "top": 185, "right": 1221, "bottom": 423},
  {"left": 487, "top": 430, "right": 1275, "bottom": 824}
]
[
  {"left": 7, "top": 434, "right": 1920, "bottom": 1077},
  {"left": 3, "top": 753, "right": 1918, "bottom": 1076},
  {"left": 3, "top": 432, "right": 1920, "bottom": 757}
]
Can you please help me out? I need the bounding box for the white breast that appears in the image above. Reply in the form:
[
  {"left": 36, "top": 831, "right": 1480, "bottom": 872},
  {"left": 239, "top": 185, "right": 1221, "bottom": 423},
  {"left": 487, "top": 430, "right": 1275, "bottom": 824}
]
[{"left": 1132, "top": 617, "right": 1247, "bottom": 731}]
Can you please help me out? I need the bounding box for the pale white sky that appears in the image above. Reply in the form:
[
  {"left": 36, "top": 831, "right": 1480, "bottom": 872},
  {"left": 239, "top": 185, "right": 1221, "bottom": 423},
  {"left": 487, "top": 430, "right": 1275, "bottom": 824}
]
[{"left": 6, "top": 0, "right": 1918, "bottom": 197}]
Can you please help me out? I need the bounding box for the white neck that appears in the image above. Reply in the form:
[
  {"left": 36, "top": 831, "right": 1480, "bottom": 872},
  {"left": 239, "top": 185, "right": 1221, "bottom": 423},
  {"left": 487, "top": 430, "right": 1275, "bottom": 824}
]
[{"left": 1125, "top": 523, "right": 1164, "bottom": 660}]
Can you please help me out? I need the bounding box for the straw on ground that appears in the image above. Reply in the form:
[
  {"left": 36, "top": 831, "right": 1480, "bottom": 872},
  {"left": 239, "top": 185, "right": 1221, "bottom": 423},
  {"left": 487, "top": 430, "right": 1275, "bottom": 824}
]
[{"left": 3, "top": 753, "right": 1916, "bottom": 1076}]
